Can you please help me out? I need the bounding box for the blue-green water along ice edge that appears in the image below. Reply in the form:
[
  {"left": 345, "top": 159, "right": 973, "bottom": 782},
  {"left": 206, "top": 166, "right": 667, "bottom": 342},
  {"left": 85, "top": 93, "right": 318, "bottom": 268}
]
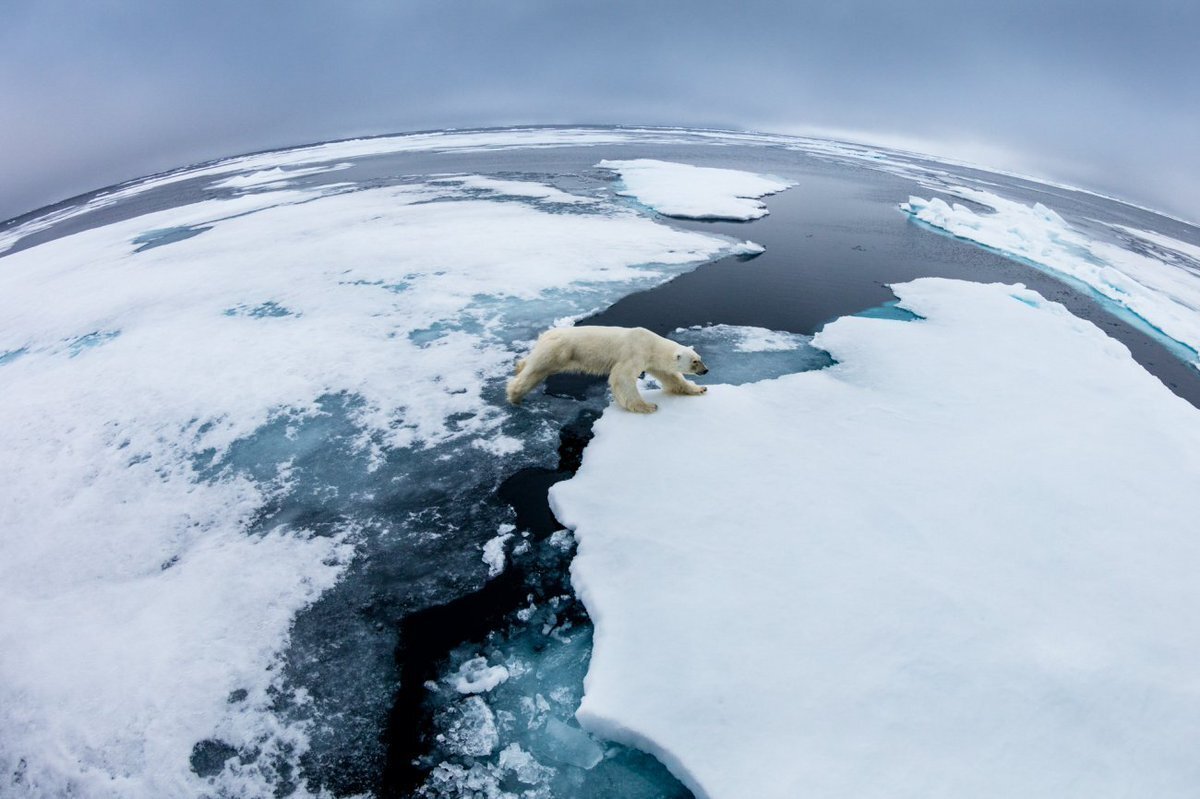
[
  {"left": 900, "top": 196, "right": 1200, "bottom": 369},
  {"left": 132, "top": 225, "right": 213, "bottom": 252}
]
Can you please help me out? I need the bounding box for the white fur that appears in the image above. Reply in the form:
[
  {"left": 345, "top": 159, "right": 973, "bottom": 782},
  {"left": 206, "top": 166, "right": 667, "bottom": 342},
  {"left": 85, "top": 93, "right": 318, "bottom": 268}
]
[{"left": 506, "top": 326, "right": 708, "bottom": 413}]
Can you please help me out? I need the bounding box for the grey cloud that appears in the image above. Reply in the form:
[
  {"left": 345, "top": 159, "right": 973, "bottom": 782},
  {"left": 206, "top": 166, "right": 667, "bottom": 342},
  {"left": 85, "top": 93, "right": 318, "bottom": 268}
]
[{"left": 2, "top": 0, "right": 1197, "bottom": 221}]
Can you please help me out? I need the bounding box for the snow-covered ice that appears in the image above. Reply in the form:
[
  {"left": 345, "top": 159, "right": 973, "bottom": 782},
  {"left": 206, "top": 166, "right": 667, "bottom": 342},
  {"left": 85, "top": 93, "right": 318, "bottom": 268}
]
[
  {"left": 0, "top": 174, "right": 752, "bottom": 797},
  {"left": 902, "top": 187, "right": 1200, "bottom": 364},
  {"left": 597, "top": 159, "right": 795, "bottom": 220},
  {"left": 550, "top": 278, "right": 1200, "bottom": 799}
]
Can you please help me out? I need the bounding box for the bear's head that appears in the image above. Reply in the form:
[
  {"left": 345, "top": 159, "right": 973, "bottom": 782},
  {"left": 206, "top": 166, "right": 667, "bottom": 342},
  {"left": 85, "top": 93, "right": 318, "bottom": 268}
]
[{"left": 676, "top": 347, "right": 708, "bottom": 375}]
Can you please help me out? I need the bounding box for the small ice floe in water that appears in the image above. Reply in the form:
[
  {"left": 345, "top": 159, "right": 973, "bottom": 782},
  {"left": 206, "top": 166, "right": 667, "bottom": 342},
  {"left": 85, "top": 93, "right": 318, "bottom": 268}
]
[
  {"left": 535, "top": 717, "right": 604, "bottom": 770},
  {"left": 497, "top": 742, "right": 557, "bottom": 785},
  {"left": 731, "top": 239, "right": 766, "bottom": 256},
  {"left": 452, "top": 657, "right": 510, "bottom": 695},
  {"left": 598, "top": 158, "right": 795, "bottom": 220},
  {"left": 481, "top": 525, "right": 516, "bottom": 577},
  {"left": 439, "top": 696, "right": 500, "bottom": 757}
]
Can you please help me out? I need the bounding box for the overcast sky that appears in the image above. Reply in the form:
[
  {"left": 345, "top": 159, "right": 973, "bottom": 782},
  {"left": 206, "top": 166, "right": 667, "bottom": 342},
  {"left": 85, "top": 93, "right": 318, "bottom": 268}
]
[{"left": 2, "top": 0, "right": 1197, "bottom": 223}]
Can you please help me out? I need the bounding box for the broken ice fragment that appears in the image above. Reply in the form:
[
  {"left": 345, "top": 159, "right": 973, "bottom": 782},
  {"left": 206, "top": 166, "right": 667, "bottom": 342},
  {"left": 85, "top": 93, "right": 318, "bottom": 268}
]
[
  {"left": 534, "top": 717, "right": 604, "bottom": 769},
  {"left": 452, "top": 656, "right": 510, "bottom": 694},
  {"left": 442, "top": 696, "right": 499, "bottom": 757}
]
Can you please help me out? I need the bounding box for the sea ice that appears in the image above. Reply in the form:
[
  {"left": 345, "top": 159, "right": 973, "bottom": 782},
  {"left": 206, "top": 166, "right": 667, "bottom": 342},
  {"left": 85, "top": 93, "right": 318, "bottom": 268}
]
[
  {"left": 0, "top": 174, "right": 751, "bottom": 797},
  {"left": 597, "top": 159, "right": 795, "bottom": 220},
  {"left": 902, "top": 187, "right": 1200, "bottom": 364},
  {"left": 550, "top": 278, "right": 1200, "bottom": 799},
  {"left": 441, "top": 696, "right": 500, "bottom": 757}
]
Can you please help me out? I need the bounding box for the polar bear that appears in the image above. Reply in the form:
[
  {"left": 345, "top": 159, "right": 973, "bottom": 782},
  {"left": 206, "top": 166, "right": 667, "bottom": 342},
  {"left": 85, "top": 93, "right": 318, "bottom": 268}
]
[{"left": 506, "top": 326, "right": 709, "bottom": 414}]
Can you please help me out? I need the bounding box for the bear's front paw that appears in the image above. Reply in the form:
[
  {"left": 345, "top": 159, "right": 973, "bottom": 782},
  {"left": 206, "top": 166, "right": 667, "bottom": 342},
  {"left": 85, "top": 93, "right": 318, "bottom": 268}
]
[{"left": 627, "top": 401, "right": 658, "bottom": 414}]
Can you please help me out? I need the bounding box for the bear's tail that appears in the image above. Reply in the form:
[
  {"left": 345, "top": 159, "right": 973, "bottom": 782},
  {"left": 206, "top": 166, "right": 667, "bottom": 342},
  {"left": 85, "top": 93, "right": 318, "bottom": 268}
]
[{"left": 513, "top": 358, "right": 526, "bottom": 375}]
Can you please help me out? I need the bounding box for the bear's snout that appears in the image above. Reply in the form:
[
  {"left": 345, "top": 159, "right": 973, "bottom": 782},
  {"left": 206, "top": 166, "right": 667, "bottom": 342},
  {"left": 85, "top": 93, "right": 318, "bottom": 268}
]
[{"left": 696, "top": 364, "right": 709, "bottom": 375}]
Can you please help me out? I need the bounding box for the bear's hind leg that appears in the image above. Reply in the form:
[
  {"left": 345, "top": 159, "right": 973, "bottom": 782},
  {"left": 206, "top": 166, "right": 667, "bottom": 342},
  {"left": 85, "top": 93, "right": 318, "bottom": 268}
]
[
  {"left": 506, "top": 363, "right": 552, "bottom": 404},
  {"left": 649, "top": 369, "right": 706, "bottom": 396},
  {"left": 610, "top": 366, "right": 657, "bottom": 413}
]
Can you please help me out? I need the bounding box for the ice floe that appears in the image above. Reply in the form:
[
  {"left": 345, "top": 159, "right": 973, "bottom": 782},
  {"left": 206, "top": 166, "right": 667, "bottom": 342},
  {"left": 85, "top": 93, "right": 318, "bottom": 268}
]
[
  {"left": 902, "top": 187, "right": 1200, "bottom": 364},
  {"left": 0, "top": 175, "right": 751, "bottom": 797},
  {"left": 551, "top": 278, "right": 1200, "bottom": 799},
  {"left": 597, "top": 159, "right": 795, "bottom": 220},
  {"left": 482, "top": 525, "right": 517, "bottom": 577}
]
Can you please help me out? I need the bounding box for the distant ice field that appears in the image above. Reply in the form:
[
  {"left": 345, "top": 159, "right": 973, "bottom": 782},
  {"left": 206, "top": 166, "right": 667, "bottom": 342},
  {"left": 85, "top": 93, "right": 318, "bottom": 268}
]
[{"left": 2, "top": 127, "right": 1199, "bottom": 799}]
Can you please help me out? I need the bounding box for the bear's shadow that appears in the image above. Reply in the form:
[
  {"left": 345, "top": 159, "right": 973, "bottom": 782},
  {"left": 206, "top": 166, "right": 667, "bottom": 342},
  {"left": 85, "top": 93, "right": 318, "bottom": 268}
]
[{"left": 543, "top": 373, "right": 606, "bottom": 401}]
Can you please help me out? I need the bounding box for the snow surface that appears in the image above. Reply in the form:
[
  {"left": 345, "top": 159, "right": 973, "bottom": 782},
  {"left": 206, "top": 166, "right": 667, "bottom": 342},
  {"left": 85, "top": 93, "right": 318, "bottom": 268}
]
[
  {"left": 0, "top": 174, "right": 752, "bottom": 797},
  {"left": 550, "top": 278, "right": 1200, "bottom": 799},
  {"left": 597, "top": 159, "right": 795, "bottom": 220},
  {"left": 902, "top": 188, "right": 1200, "bottom": 364}
]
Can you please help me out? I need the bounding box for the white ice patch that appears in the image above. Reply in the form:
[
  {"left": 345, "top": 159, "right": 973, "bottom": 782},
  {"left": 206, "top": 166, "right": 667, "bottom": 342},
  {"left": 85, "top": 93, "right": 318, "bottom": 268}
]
[
  {"left": 550, "top": 278, "right": 1200, "bottom": 799},
  {"left": 0, "top": 177, "right": 746, "bottom": 796},
  {"left": 442, "top": 696, "right": 500, "bottom": 757},
  {"left": 452, "top": 657, "right": 511, "bottom": 695},
  {"left": 482, "top": 530, "right": 515, "bottom": 578},
  {"left": 729, "top": 239, "right": 766, "bottom": 255},
  {"left": 902, "top": 188, "right": 1200, "bottom": 363},
  {"left": 597, "top": 159, "right": 795, "bottom": 220}
]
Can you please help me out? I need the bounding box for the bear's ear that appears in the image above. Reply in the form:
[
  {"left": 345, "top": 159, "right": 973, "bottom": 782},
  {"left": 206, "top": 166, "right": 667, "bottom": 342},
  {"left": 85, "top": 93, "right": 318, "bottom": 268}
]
[{"left": 675, "top": 349, "right": 688, "bottom": 366}]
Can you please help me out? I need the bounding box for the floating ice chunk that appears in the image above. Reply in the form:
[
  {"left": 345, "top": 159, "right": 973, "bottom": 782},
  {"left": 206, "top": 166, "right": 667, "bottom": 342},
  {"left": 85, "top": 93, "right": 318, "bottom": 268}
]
[
  {"left": 453, "top": 657, "right": 511, "bottom": 694},
  {"left": 482, "top": 524, "right": 518, "bottom": 578},
  {"left": 442, "top": 696, "right": 500, "bottom": 757},
  {"left": 730, "top": 239, "right": 766, "bottom": 255},
  {"left": 598, "top": 159, "right": 794, "bottom": 220},
  {"left": 902, "top": 187, "right": 1200, "bottom": 364},
  {"left": 497, "top": 743, "right": 557, "bottom": 785},
  {"left": 551, "top": 278, "right": 1200, "bottom": 799},
  {"left": 534, "top": 718, "right": 604, "bottom": 770},
  {"left": 547, "top": 529, "right": 575, "bottom": 551}
]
